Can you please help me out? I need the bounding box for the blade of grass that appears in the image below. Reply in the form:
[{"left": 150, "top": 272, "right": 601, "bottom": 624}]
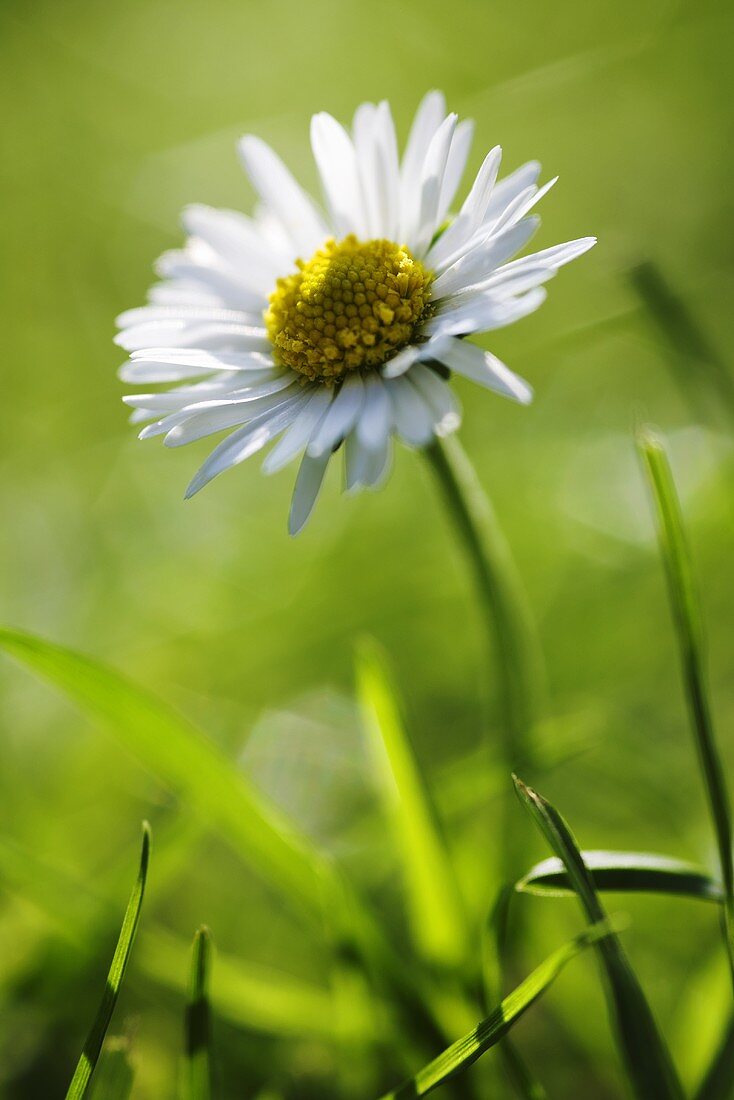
[
  {"left": 378, "top": 918, "right": 619, "bottom": 1100},
  {"left": 513, "top": 777, "right": 684, "bottom": 1100},
  {"left": 0, "top": 627, "right": 335, "bottom": 922},
  {"left": 355, "top": 638, "right": 468, "bottom": 970},
  {"left": 65, "top": 823, "right": 150, "bottom": 1100},
  {"left": 184, "top": 927, "right": 213, "bottom": 1100},
  {"left": 638, "top": 428, "right": 734, "bottom": 985},
  {"left": 518, "top": 851, "right": 722, "bottom": 902}
]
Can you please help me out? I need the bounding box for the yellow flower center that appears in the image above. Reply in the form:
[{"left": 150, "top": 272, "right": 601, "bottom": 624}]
[{"left": 265, "top": 235, "right": 433, "bottom": 383}]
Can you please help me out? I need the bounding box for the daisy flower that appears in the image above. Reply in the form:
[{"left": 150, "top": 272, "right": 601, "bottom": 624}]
[{"left": 117, "top": 92, "right": 595, "bottom": 533}]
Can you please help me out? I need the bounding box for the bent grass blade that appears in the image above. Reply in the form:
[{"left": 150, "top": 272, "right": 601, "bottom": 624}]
[
  {"left": 378, "top": 919, "right": 617, "bottom": 1099},
  {"left": 513, "top": 778, "right": 684, "bottom": 1100},
  {"left": 517, "top": 850, "right": 723, "bottom": 902},
  {"left": 65, "top": 823, "right": 150, "bottom": 1100}
]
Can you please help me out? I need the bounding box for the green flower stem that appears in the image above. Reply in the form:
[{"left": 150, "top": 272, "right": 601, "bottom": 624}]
[{"left": 424, "top": 435, "right": 544, "bottom": 770}]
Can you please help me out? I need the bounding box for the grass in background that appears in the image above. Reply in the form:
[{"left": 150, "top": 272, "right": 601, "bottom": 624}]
[{"left": 2, "top": 0, "right": 734, "bottom": 1096}]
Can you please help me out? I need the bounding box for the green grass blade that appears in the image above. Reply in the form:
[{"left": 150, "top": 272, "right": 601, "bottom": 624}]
[
  {"left": 638, "top": 428, "right": 734, "bottom": 982},
  {"left": 378, "top": 918, "right": 617, "bottom": 1099},
  {"left": 355, "top": 638, "right": 468, "bottom": 969},
  {"left": 513, "top": 777, "right": 684, "bottom": 1100},
  {"left": 184, "top": 927, "right": 213, "bottom": 1100},
  {"left": 65, "top": 823, "right": 150, "bottom": 1100},
  {"left": 0, "top": 627, "right": 335, "bottom": 922},
  {"left": 518, "top": 851, "right": 723, "bottom": 902}
]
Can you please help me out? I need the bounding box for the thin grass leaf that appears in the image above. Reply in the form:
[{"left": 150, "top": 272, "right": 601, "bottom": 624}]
[
  {"left": 518, "top": 851, "right": 723, "bottom": 902},
  {"left": 65, "top": 823, "right": 150, "bottom": 1100},
  {"left": 184, "top": 927, "right": 213, "bottom": 1100},
  {"left": 638, "top": 428, "right": 734, "bottom": 983},
  {"left": 88, "top": 1037, "right": 135, "bottom": 1100},
  {"left": 513, "top": 777, "right": 684, "bottom": 1100},
  {"left": 0, "top": 628, "right": 335, "bottom": 922},
  {"left": 355, "top": 638, "right": 468, "bottom": 969},
  {"left": 378, "top": 918, "right": 618, "bottom": 1099}
]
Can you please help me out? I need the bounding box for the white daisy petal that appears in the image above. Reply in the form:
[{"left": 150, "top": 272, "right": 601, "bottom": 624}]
[
  {"left": 408, "top": 364, "right": 462, "bottom": 436},
  {"left": 119, "top": 348, "right": 274, "bottom": 384},
  {"left": 154, "top": 251, "right": 267, "bottom": 312},
  {"left": 123, "top": 372, "right": 278, "bottom": 410},
  {"left": 409, "top": 113, "right": 458, "bottom": 257},
  {"left": 307, "top": 373, "right": 365, "bottom": 458},
  {"left": 185, "top": 395, "right": 309, "bottom": 498},
  {"left": 482, "top": 160, "right": 541, "bottom": 225},
  {"left": 492, "top": 176, "right": 558, "bottom": 235},
  {"left": 354, "top": 101, "right": 401, "bottom": 240},
  {"left": 356, "top": 375, "right": 392, "bottom": 450},
  {"left": 434, "top": 337, "right": 533, "bottom": 404},
  {"left": 385, "top": 375, "right": 436, "bottom": 447},
  {"left": 182, "top": 204, "right": 288, "bottom": 288},
  {"left": 424, "top": 286, "right": 548, "bottom": 337},
  {"left": 262, "top": 386, "right": 332, "bottom": 474},
  {"left": 116, "top": 305, "right": 260, "bottom": 329},
  {"left": 167, "top": 387, "right": 306, "bottom": 448},
  {"left": 427, "top": 145, "right": 502, "bottom": 270},
  {"left": 437, "top": 119, "right": 474, "bottom": 225},
  {"left": 289, "top": 450, "right": 331, "bottom": 535},
  {"left": 115, "top": 320, "right": 270, "bottom": 353},
  {"left": 431, "top": 217, "right": 540, "bottom": 300},
  {"left": 311, "top": 112, "right": 367, "bottom": 238},
  {"left": 238, "top": 134, "right": 328, "bottom": 257},
  {"left": 147, "top": 280, "right": 223, "bottom": 308},
  {"left": 399, "top": 90, "right": 447, "bottom": 240},
  {"left": 362, "top": 434, "right": 392, "bottom": 489},
  {"left": 344, "top": 429, "right": 371, "bottom": 492},
  {"left": 381, "top": 344, "right": 422, "bottom": 380}
]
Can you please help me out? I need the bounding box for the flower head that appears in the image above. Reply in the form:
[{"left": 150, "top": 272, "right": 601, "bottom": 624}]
[{"left": 117, "top": 92, "right": 595, "bottom": 533}]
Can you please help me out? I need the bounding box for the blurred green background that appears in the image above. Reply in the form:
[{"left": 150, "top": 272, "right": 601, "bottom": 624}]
[{"left": 1, "top": 0, "right": 734, "bottom": 1095}]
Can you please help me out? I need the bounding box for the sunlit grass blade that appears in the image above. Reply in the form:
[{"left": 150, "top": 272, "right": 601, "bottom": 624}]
[
  {"left": 638, "top": 428, "right": 734, "bottom": 983},
  {"left": 518, "top": 851, "right": 723, "bottom": 902},
  {"left": 629, "top": 262, "right": 734, "bottom": 423},
  {"left": 0, "top": 627, "right": 335, "bottom": 922},
  {"left": 424, "top": 435, "right": 544, "bottom": 767},
  {"left": 89, "top": 1037, "right": 135, "bottom": 1100},
  {"left": 184, "top": 926, "right": 213, "bottom": 1100},
  {"left": 379, "top": 918, "right": 618, "bottom": 1100},
  {"left": 65, "top": 823, "right": 150, "bottom": 1100},
  {"left": 695, "top": 1015, "right": 734, "bottom": 1100},
  {"left": 355, "top": 638, "right": 468, "bottom": 969},
  {"left": 513, "top": 777, "right": 684, "bottom": 1100}
]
